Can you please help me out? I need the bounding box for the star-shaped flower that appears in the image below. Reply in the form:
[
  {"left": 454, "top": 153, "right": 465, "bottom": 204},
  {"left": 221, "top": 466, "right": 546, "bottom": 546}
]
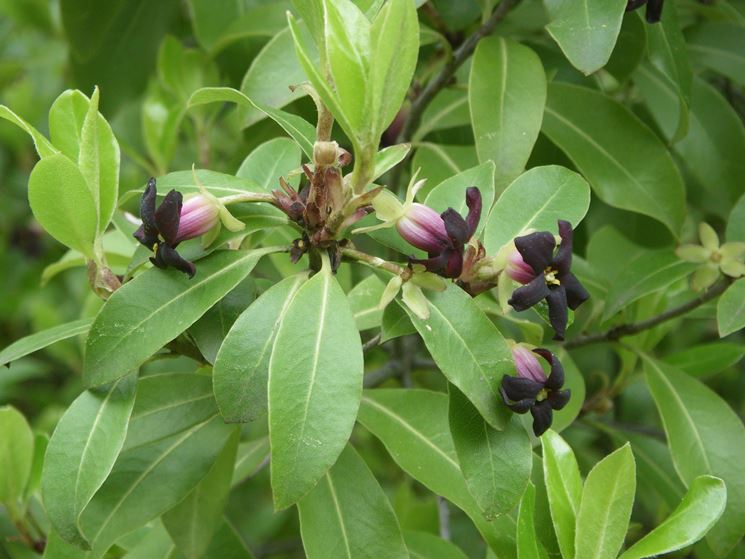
[
  {"left": 676, "top": 223, "right": 745, "bottom": 291},
  {"left": 500, "top": 345, "right": 570, "bottom": 437},
  {"left": 507, "top": 220, "right": 589, "bottom": 340}
]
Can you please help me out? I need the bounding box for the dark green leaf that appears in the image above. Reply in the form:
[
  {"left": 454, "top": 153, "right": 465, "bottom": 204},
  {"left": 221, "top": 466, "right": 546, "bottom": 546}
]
[
  {"left": 0, "top": 318, "right": 92, "bottom": 367},
  {"left": 0, "top": 406, "right": 34, "bottom": 511},
  {"left": 663, "top": 342, "right": 745, "bottom": 378},
  {"left": 717, "top": 279, "right": 745, "bottom": 337}
]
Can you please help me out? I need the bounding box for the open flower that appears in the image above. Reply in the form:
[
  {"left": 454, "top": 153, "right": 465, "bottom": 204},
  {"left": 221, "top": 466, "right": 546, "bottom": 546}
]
[
  {"left": 507, "top": 221, "right": 589, "bottom": 340},
  {"left": 676, "top": 223, "right": 745, "bottom": 291},
  {"left": 501, "top": 345, "right": 570, "bottom": 437},
  {"left": 378, "top": 264, "right": 447, "bottom": 320},
  {"left": 626, "top": 0, "right": 663, "bottom": 23}
]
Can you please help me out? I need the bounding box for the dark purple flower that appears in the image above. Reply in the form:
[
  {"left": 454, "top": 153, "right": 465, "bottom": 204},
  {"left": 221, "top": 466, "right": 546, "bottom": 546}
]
[
  {"left": 133, "top": 178, "right": 196, "bottom": 278},
  {"left": 507, "top": 221, "right": 589, "bottom": 341},
  {"left": 407, "top": 187, "right": 482, "bottom": 279},
  {"left": 501, "top": 346, "right": 570, "bottom": 437},
  {"left": 626, "top": 0, "right": 663, "bottom": 23}
]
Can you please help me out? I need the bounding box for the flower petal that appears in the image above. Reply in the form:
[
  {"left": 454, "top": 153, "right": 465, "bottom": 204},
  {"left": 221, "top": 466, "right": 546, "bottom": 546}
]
[
  {"left": 699, "top": 223, "right": 719, "bottom": 252},
  {"left": 530, "top": 400, "right": 553, "bottom": 437},
  {"left": 442, "top": 248, "right": 464, "bottom": 279},
  {"left": 721, "top": 259, "right": 745, "bottom": 278},
  {"left": 515, "top": 231, "right": 555, "bottom": 274},
  {"left": 154, "top": 244, "right": 196, "bottom": 278},
  {"left": 500, "top": 388, "right": 534, "bottom": 414},
  {"left": 562, "top": 273, "right": 590, "bottom": 310},
  {"left": 533, "top": 348, "right": 565, "bottom": 390},
  {"left": 720, "top": 242, "right": 745, "bottom": 260},
  {"left": 465, "top": 187, "right": 482, "bottom": 239},
  {"left": 645, "top": 0, "right": 663, "bottom": 23},
  {"left": 676, "top": 244, "right": 710, "bottom": 264},
  {"left": 509, "top": 275, "right": 550, "bottom": 312},
  {"left": 155, "top": 190, "right": 183, "bottom": 246},
  {"left": 549, "top": 389, "right": 571, "bottom": 411},
  {"left": 554, "top": 220, "right": 574, "bottom": 275},
  {"left": 134, "top": 178, "right": 159, "bottom": 247},
  {"left": 501, "top": 375, "right": 543, "bottom": 401},
  {"left": 441, "top": 208, "right": 469, "bottom": 245},
  {"left": 546, "top": 286, "right": 569, "bottom": 341},
  {"left": 691, "top": 265, "right": 719, "bottom": 292}
]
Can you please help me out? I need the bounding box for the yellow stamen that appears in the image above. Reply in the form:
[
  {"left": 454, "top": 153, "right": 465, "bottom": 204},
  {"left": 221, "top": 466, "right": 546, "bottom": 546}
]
[{"left": 544, "top": 267, "right": 561, "bottom": 286}]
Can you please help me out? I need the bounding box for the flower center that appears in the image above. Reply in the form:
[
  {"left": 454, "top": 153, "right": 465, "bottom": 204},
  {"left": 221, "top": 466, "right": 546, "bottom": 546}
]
[
  {"left": 544, "top": 267, "right": 561, "bottom": 286},
  {"left": 710, "top": 251, "right": 722, "bottom": 263},
  {"left": 536, "top": 388, "right": 549, "bottom": 402}
]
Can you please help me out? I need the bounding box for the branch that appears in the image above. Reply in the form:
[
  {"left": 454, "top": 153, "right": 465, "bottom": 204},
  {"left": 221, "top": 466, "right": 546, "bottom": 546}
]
[
  {"left": 341, "top": 246, "right": 407, "bottom": 275},
  {"left": 396, "top": 0, "right": 518, "bottom": 145},
  {"left": 564, "top": 279, "right": 731, "bottom": 349}
]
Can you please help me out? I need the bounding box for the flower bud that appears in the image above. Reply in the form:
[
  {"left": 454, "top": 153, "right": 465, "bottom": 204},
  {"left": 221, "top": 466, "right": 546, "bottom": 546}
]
[
  {"left": 176, "top": 194, "right": 220, "bottom": 242},
  {"left": 511, "top": 344, "right": 547, "bottom": 383},
  {"left": 396, "top": 203, "right": 449, "bottom": 253},
  {"left": 506, "top": 249, "right": 536, "bottom": 284}
]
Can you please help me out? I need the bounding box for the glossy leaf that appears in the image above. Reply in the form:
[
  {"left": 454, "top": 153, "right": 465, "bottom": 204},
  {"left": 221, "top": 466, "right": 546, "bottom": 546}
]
[
  {"left": 28, "top": 153, "right": 98, "bottom": 258},
  {"left": 236, "top": 137, "right": 302, "bottom": 192},
  {"left": 574, "top": 444, "right": 636, "bottom": 559},
  {"left": 84, "top": 248, "right": 273, "bottom": 387},
  {"left": 483, "top": 165, "right": 591, "bottom": 254},
  {"left": 162, "top": 430, "right": 239, "bottom": 559},
  {"left": 0, "top": 318, "right": 92, "bottom": 367},
  {"left": 404, "top": 284, "right": 513, "bottom": 430},
  {"left": 688, "top": 22, "right": 745, "bottom": 87},
  {"left": 414, "top": 89, "right": 470, "bottom": 142},
  {"left": 516, "top": 482, "right": 549, "bottom": 559},
  {"left": 602, "top": 250, "right": 697, "bottom": 320},
  {"left": 348, "top": 274, "right": 386, "bottom": 331},
  {"left": 448, "top": 386, "right": 531, "bottom": 519},
  {"left": 644, "top": 357, "right": 745, "bottom": 556},
  {"left": 0, "top": 406, "right": 34, "bottom": 510},
  {"left": 619, "top": 475, "right": 727, "bottom": 559},
  {"left": 542, "top": 83, "right": 686, "bottom": 236},
  {"left": 469, "top": 36, "right": 546, "bottom": 188},
  {"left": 0, "top": 105, "right": 57, "bottom": 157},
  {"left": 298, "top": 445, "right": 408, "bottom": 559},
  {"left": 545, "top": 0, "right": 627, "bottom": 75},
  {"left": 717, "top": 279, "right": 745, "bottom": 337},
  {"left": 727, "top": 193, "right": 745, "bottom": 242},
  {"left": 663, "top": 342, "right": 745, "bottom": 378},
  {"left": 214, "top": 274, "right": 306, "bottom": 423},
  {"left": 188, "top": 87, "right": 316, "bottom": 158},
  {"left": 41, "top": 375, "right": 136, "bottom": 548},
  {"left": 412, "top": 143, "right": 480, "bottom": 196},
  {"left": 541, "top": 429, "right": 582, "bottom": 559},
  {"left": 232, "top": 437, "right": 270, "bottom": 487},
  {"left": 79, "top": 414, "right": 233, "bottom": 552},
  {"left": 373, "top": 144, "right": 411, "bottom": 180},
  {"left": 268, "top": 265, "right": 363, "bottom": 509},
  {"left": 403, "top": 531, "right": 469, "bottom": 559}
]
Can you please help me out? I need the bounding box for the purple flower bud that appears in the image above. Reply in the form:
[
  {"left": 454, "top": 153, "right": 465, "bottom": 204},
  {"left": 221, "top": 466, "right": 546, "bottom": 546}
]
[
  {"left": 175, "top": 194, "right": 220, "bottom": 242},
  {"left": 506, "top": 249, "right": 536, "bottom": 284},
  {"left": 397, "top": 203, "right": 450, "bottom": 253},
  {"left": 511, "top": 344, "right": 547, "bottom": 383}
]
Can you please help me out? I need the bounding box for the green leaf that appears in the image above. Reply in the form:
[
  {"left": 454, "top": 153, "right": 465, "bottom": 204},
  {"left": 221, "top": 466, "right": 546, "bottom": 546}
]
[
  {"left": 200, "top": 518, "right": 257, "bottom": 559},
  {"left": 574, "top": 444, "right": 636, "bottom": 559},
  {"left": 157, "top": 36, "right": 217, "bottom": 104},
  {"left": 239, "top": 27, "right": 311, "bottom": 128},
  {"left": 448, "top": 386, "right": 531, "bottom": 519},
  {"left": 123, "top": 373, "right": 218, "bottom": 451},
  {"left": 404, "top": 284, "right": 512, "bottom": 430},
  {"left": 424, "top": 162, "right": 496, "bottom": 237},
  {"left": 214, "top": 274, "right": 307, "bottom": 423},
  {"left": 414, "top": 89, "right": 470, "bottom": 142},
  {"left": 663, "top": 342, "right": 745, "bottom": 378},
  {"left": 357, "top": 389, "right": 515, "bottom": 553},
  {"left": 24, "top": 433, "right": 48, "bottom": 503},
  {"left": 323, "top": 0, "right": 371, "bottom": 137},
  {"left": 403, "top": 531, "right": 469, "bottom": 559},
  {"left": 60, "top": 0, "right": 180, "bottom": 113},
  {"left": 373, "top": 144, "right": 410, "bottom": 181},
  {"left": 545, "top": 0, "right": 627, "bottom": 75},
  {"left": 368, "top": 0, "right": 419, "bottom": 139},
  {"left": 483, "top": 165, "right": 591, "bottom": 254},
  {"left": 542, "top": 83, "right": 686, "bottom": 236},
  {"left": 646, "top": 2, "right": 692, "bottom": 105},
  {"left": 28, "top": 153, "right": 98, "bottom": 257},
  {"left": 188, "top": 87, "right": 316, "bottom": 159},
  {"left": 381, "top": 301, "right": 416, "bottom": 343},
  {"left": 142, "top": 81, "right": 185, "bottom": 173},
  {"left": 541, "top": 429, "right": 582, "bottom": 559},
  {"left": 727, "top": 192, "right": 745, "bottom": 242},
  {"left": 79, "top": 414, "right": 233, "bottom": 552},
  {"left": 516, "top": 482, "right": 549, "bottom": 559},
  {"left": 0, "top": 318, "right": 92, "bottom": 367},
  {"left": 602, "top": 250, "right": 697, "bottom": 320},
  {"left": 162, "top": 430, "right": 239, "bottom": 559},
  {"left": 209, "top": 3, "right": 290, "bottom": 55},
  {"left": 84, "top": 248, "right": 273, "bottom": 387},
  {"left": 718, "top": 279, "right": 745, "bottom": 337},
  {"left": 298, "top": 444, "right": 408, "bottom": 559},
  {"left": 643, "top": 357, "right": 745, "bottom": 556},
  {"left": 41, "top": 375, "right": 136, "bottom": 548},
  {"left": 550, "top": 350, "right": 585, "bottom": 433},
  {"left": 411, "top": 143, "right": 479, "bottom": 197},
  {"left": 348, "top": 274, "right": 386, "bottom": 331},
  {"left": 605, "top": 13, "right": 647, "bottom": 83},
  {"left": 268, "top": 265, "right": 363, "bottom": 509},
  {"left": 469, "top": 37, "right": 546, "bottom": 188},
  {"left": 0, "top": 105, "right": 57, "bottom": 157},
  {"left": 236, "top": 137, "right": 302, "bottom": 192},
  {"left": 0, "top": 406, "right": 34, "bottom": 511},
  {"left": 688, "top": 22, "right": 745, "bottom": 87},
  {"left": 619, "top": 475, "right": 727, "bottom": 559},
  {"left": 232, "top": 437, "right": 270, "bottom": 487}
]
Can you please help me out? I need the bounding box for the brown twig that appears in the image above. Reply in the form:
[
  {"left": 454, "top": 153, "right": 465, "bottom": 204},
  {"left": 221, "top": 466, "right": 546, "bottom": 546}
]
[{"left": 565, "top": 279, "right": 732, "bottom": 350}]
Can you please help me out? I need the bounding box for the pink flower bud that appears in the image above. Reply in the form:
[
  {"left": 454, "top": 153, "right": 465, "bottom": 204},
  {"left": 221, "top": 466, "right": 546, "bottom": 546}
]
[
  {"left": 176, "top": 194, "right": 220, "bottom": 242},
  {"left": 506, "top": 249, "right": 536, "bottom": 284},
  {"left": 511, "top": 344, "right": 547, "bottom": 383},
  {"left": 396, "top": 203, "right": 449, "bottom": 253}
]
